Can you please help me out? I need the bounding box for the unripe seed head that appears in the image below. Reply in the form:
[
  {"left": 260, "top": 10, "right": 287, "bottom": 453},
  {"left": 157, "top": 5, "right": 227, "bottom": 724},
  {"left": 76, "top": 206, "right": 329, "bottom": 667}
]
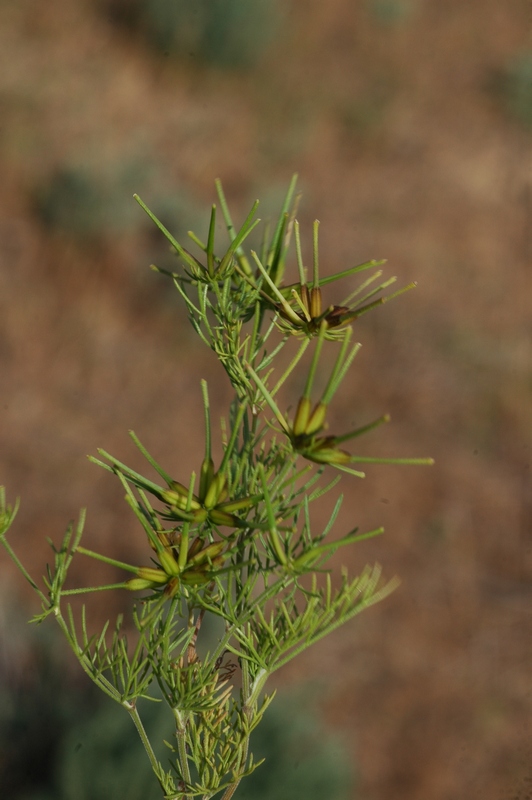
[
  {"left": 293, "top": 396, "right": 311, "bottom": 437},
  {"left": 209, "top": 508, "right": 239, "bottom": 527},
  {"left": 305, "top": 401, "right": 328, "bottom": 435},
  {"left": 310, "top": 287, "right": 322, "bottom": 318},
  {"left": 204, "top": 472, "right": 226, "bottom": 509},
  {"left": 162, "top": 483, "right": 201, "bottom": 511},
  {"left": 308, "top": 444, "right": 351, "bottom": 465},
  {"left": 159, "top": 548, "right": 181, "bottom": 576},
  {"left": 181, "top": 568, "right": 215, "bottom": 586},
  {"left": 189, "top": 541, "right": 225, "bottom": 567},
  {"left": 199, "top": 457, "right": 215, "bottom": 503},
  {"left": 126, "top": 577, "right": 158, "bottom": 591},
  {"left": 187, "top": 536, "right": 204, "bottom": 559},
  {"left": 217, "top": 493, "right": 262, "bottom": 513},
  {"left": 136, "top": 567, "right": 169, "bottom": 584},
  {"left": 191, "top": 508, "right": 209, "bottom": 524}
]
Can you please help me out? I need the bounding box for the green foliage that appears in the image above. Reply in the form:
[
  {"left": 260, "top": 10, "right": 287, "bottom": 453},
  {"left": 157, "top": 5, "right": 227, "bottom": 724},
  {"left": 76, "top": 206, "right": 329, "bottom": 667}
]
[
  {"left": 1, "top": 179, "right": 432, "bottom": 799},
  {"left": 58, "top": 698, "right": 169, "bottom": 800},
  {"left": 0, "top": 620, "right": 350, "bottom": 800},
  {"left": 498, "top": 51, "right": 532, "bottom": 128},
  {"left": 33, "top": 160, "right": 204, "bottom": 244},
  {"left": 0, "top": 621, "right": 92, "bottom": 800},
  {"left": 103, "top": 0, "right": 280, "bottom": 68},
  {"left": 366, "top": 0, "right": 415, "bottom": 26},
  {"left": 237, "top": 691, "right": 352, "bottom": 800},
  {"left": 35, "top": 167, "right": 105, "bottom": 237},
  {"left": 58, "top": 690, "right": 351, "bottom": 800}
]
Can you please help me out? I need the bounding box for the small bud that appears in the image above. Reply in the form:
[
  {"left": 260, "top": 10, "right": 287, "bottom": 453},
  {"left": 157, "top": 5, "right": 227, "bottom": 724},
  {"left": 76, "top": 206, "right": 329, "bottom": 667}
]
[
  {"left": 187, "top": 536, "right": 204, "bottom": 560},
  {"left": 216, "top": 481, "right": 229, "bottom": 505},
  {"left": 188, "top": 541, "right": 225, "bottom": 567},
  {"left": 217, "top": 493, "right": 263, "bottom": 513},
  {"left": 209, "top": 508, "right": 239, "bottom": 527},
  {"left": 168, "top": 479, "right": 190, "bottom": 498},
  {"left": 180, "top": 568, "right": 214, "bottom": 586},
  {"left": 159, "top": 548, "right": 181, "bottom": 577},
  {"left": 156, "top": 531, "right": 171, "bottom": 549},
  {"left": 161, "top": 483, "right": 201, "bottom": 512},
  {"left": 126, "top": 577, "right": 158, "bottom": 591},
  {"left": 136, "top": 566, "right": 168, "bottom": 584},
  {"left": 292, "top": 397, "right": 311, "bottom": 437},
  {"left": 310, "top": 287, "right": 322, "bottom": 318},
  {"left": 204, "top": 472, "right": 227, "bottom": 509},
  {"left": 191, "top": 508, "right": 209, "bottom": 524},
  {"left": 308, "top": 443, "right": 351, "bottom": 465},
  {"left": 305, "top": 401, "right": 328, "bottom": 435},
  {"left": 199, "top": 457, "right": 215, "bottom": 503}
]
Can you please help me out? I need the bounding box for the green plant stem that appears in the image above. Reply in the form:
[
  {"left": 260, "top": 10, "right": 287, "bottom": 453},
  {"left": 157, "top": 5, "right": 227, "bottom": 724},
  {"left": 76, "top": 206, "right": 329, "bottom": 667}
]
[
  {"left": 53, "top": 609, "right": 122, "bottom": 703},
  {"left": 75, "top": 545, "right": 141, "bottom": 573},
  {"left": 61, "top": 583, "right": 130, "bottom": 595},
  {"left": 270, "top": 337, "right": 310, "bottom": 397},
  {"left": 294, "top": 220, "right": 306, "bottom": 284},
  {"left": 126, "top": 701, "right": 167, "bottom": 794},
  {"left": 1, "top": 533, "right": 44, "bottom": 598},
  {"left": 220, "top": 663, "right": 269, "bottom": 800},
  {"left": 0, "top": 180, "right": 434, "bottom": 800},
  {"left": 312, "top": 220, "right": 319, "bottom": 288},
  {"left": 174, "top": 708, "right": 192, "bottom": 800}
]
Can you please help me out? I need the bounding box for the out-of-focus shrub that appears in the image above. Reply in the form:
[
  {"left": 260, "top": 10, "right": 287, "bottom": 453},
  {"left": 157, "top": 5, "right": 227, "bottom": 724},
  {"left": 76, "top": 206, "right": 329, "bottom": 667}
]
[
  {"left": 0, "top": 622, "right": 354, "bottom": 799},
  {"left": 34, "top": 167, "right": 107, "bottom": 238},
  {"left": 498, "top": 51, "right": 532, "bottom": 128},
  {"left": 34, "top": 162, "right": 148, "bottom": 239},
  {"left": 366, "top": 0, "right": 416, "bottom": 26},
  {"left": 0, "top": 622, "right": 86, "bottom": 800},
  {"left": 57, "top": 688, "right": 353, "bottom": 800},
  {"left": 238, "top": 690, "right": 353, "bottom": 800},
  {"left": 102, "top": 0, "right": 280, "bottom": 68},
  {"left": 33, "top": 160, "right": 203, "bottom": 244},
  {"left": 57, "top": 699, "right": 168, "bottom": 800}
]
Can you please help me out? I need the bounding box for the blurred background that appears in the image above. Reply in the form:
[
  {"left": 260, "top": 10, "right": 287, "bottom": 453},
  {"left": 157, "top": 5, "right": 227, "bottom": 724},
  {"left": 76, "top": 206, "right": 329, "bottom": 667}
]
[{"left": 1, "top": 0, "right": 532, "bottom": 798}]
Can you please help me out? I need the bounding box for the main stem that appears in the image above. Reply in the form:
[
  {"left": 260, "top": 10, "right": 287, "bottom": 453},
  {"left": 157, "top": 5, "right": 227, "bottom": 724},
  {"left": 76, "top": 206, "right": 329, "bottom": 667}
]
[
  {"left": 127, "top": 702, "right": 166, "bottom": 792},
  {"left": 174, "top": 708, "right": 192, "bottom": 800},
  {"left": 220, "top": 663, "right": 269, "bottom": 800}
]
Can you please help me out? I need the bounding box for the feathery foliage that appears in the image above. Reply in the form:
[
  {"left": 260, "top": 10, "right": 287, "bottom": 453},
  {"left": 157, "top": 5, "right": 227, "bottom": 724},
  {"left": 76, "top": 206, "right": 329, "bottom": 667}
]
[{"left": 0, "top": 178, "right": 432, "bottom": 799}]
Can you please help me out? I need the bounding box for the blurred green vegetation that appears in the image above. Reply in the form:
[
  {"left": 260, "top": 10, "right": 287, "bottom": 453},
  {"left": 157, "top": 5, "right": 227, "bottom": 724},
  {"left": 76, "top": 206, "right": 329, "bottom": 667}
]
[
  {"left": 102, "top": 0, "right": 281, "bottom": 68},
  {"left": 338, "top": 76, "right": 396, "bottom": 140},
  {"left": 33, "top": 160, "right": 205, "bottom": 243},
  {"left": 237, "top": 691, "right": 353, "bottom": 800},
  {"left": 365, "top": 0, "right": 416, "bottom": 26},
  {"left": 500, "top": 51, "right": 532, "bottom": 128},
  {"left": 0, "top": 626, "right": 353, "bottom": 800}
]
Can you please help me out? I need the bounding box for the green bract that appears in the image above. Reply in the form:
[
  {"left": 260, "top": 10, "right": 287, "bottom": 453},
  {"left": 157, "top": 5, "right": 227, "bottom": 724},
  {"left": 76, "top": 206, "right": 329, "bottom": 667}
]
[{"left": 0, "top": 177, "right": 432, "bottom": 800}]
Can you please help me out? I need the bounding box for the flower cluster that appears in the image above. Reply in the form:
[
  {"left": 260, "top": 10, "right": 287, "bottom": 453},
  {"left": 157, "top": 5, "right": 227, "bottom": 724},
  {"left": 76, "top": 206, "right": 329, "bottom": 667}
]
[
  {"left": 249, "top": 323, "right": 432, "bottom": 477},
  {"left": 251, "top": 219, "right": 415, "bottom": 341}
]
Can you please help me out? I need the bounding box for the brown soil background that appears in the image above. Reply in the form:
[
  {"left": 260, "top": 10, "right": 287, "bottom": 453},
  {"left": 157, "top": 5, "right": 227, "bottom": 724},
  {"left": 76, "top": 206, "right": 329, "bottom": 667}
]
[{"left": 1, "top": 1, "right": 532, "bottom": 798}]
